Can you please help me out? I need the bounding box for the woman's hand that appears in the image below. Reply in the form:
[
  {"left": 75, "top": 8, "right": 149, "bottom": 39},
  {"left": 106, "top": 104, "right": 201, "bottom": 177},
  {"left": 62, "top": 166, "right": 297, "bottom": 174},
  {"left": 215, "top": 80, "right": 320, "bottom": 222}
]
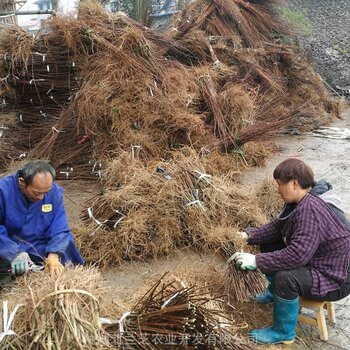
[{"left": 229, "top": 252, "right": 257, "bottom": 270}]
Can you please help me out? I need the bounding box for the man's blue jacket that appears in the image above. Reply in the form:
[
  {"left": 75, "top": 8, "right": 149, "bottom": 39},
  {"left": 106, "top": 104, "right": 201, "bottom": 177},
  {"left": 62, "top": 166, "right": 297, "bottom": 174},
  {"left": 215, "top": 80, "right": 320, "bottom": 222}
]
[{"left": 0, "top": 173, "right": 84, "bottom": 265}]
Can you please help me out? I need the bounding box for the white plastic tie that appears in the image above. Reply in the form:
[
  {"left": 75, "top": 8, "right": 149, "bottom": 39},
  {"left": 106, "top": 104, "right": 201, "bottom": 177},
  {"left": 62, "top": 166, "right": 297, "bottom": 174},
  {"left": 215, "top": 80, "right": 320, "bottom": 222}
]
[
  {"left": 118, "top": 311, "right": 131, "bottom": 334},
  {"left": 185, "top": 199, "right": 206, "bottom": 211},
  {"left": 91, "top": 162, "right": 102, "bottom": 178},
  {"left": 194, "top": 171, "right": 211, "bottom": 183},
  {"left": 29, "top": 262, "right": 45, "bottom": 272},
  {"left": 131, "top": 144, "right": 142, "bottom": 159},
  {"left": 60, "top": 171, "right": 70, "bottom": 178},
  {"left": 0, "top": 74, "right": 10, "bottom": 84},
  {"left": 161, "top": 291, "right": 181, "bottom": 309},
  {"left": 87, "top": 207, "right": 103, "bottom": 226},
  {"left": 213, "top": 59, "right": 221, "bottom": 67},
  {"left": 92, "top": 162, "right": 98, "bottom": 173},
  {"left": 34, "top": 52, "right": 46, "bottom": 62},
  {"left": 52, "top": 127, "right": 61, "bottom": 133},
  {"left": 99, "top": 317, "right": 118, "bottom": 325},
  {"left": 29, "top": 78, "right": 45, "bottom": 85},
  {"left": 113, "top": 210, "right": 125, "bottom": 229},
  {"left": 0, "top": 301, "right": 23, "bottom": 343}
]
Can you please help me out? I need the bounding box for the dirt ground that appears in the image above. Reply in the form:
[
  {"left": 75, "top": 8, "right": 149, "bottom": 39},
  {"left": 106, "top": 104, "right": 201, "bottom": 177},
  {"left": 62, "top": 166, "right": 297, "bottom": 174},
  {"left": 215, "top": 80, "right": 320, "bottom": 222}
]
[{"left": 56, "top": 107, "right": 350, "bottom": 349}]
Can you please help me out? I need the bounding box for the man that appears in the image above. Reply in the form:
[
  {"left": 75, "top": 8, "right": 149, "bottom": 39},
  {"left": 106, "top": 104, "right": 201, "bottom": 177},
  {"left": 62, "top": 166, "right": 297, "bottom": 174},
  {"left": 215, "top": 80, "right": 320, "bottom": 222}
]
[{"left": 0, "top": 160, "right": 83, "bottom": 289}]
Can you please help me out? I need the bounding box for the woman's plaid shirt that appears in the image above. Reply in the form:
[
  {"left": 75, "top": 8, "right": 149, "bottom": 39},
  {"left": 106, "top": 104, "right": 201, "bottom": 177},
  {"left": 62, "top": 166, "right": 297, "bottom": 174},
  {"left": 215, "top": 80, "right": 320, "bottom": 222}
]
[{"left": 248, "top": 193, "right": 350, "bottom": 296}]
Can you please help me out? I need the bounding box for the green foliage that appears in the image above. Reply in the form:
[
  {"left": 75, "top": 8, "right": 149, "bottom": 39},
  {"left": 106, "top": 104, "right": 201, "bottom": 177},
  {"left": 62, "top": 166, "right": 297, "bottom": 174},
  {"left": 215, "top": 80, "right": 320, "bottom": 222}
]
[
  {"left": 279, "top": 7, "right": 312, "bottom": 35},
  {"left": 333, "top": 45, "right": 350, "bottom": 57}
]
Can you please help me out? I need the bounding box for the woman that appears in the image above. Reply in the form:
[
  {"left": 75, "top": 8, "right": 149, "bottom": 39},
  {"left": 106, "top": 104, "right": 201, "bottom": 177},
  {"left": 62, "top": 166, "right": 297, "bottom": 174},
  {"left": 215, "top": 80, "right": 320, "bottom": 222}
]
[{"left": 231, "top": 158, "right": 350, "bottom": 344}]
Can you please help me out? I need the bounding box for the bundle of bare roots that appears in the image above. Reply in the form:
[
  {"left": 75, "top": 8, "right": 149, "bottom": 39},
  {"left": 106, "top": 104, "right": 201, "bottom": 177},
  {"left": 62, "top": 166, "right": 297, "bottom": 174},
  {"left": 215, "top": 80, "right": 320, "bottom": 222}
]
[
  {"left": 0, "top": 266, "right": 111, "bottom": 350},
  {"left": 78, "top": 148, "right": 266, "bottom": 267},
  {"left": 78, "top": 153, "right": 184, "bottom": 267},
  {"left": 255, "top": 177, "right": 283, "bottom": 219},
  {"left": 168, "top": 148, "right": 266, "bottom": 249},
  {"left": 169, "top": 226, "right": 267, "bottom": 303},
  {"left": 0, "top": 24, "right": 80, "bottom": 116},
  {"left": 0, "top": 0, "right": 338, "bottom": 177},
  {"left": 0, "top": 141, "right": 19, "bottom": 171},
  {"left": 179, "top": 174, "right": 267, "bottom": 302},
  {"left": 105, "top": 274, "right": 257, "bottom": 350},
  {"left": 0, "top": 26, "right": 34, "bottom": 68}
]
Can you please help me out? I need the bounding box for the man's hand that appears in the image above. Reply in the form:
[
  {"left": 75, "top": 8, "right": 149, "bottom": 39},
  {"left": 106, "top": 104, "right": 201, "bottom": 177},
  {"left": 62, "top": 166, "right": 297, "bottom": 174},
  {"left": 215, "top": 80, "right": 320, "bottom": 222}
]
[
  {"left": 11, "top": 252, "right": 31, "bottom": 275},
  {"left": 229, "top": 252, "right": 257, "bottom": 271},
  {"left": 45, "top": 253, "right": 64, "bottom": 276}
]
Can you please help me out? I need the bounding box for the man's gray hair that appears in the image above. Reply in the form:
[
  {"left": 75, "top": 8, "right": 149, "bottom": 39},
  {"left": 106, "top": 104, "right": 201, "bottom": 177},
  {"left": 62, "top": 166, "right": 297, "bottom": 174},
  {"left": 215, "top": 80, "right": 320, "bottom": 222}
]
[{"left": 19, "top": 160, "right": 56, "bottom": 186}]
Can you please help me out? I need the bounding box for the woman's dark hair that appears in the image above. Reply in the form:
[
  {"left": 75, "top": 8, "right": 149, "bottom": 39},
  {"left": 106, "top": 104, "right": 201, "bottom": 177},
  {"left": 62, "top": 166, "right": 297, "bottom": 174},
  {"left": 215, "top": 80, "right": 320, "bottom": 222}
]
[
  {"left": 273, "top": 158, "right": 315, "bottom": 189},
  {"left": 19, "top": 160, "right": 56, "bottom": 186}
]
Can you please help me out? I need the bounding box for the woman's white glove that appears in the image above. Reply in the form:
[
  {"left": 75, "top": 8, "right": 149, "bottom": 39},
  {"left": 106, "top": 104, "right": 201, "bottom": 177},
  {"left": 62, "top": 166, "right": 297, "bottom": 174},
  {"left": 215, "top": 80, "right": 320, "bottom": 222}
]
[
  {"left": 228, "top": 252, "right": 257, "bottom": 271},
  {"left": 238, "top": 231, "right": 249, "bottom": 242}
]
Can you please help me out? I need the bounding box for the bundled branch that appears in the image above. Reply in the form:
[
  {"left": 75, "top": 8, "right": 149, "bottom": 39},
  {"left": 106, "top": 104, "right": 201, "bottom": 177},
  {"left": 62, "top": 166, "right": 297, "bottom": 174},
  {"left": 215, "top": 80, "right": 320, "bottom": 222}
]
[
  {"left": 77, "top": 153, "right": 185, "bottom": 266},
  {"left": 0, "top": 0, "right": 339, "bottom": 177},
  {"left": 0, "top": 266, "right": 110, "bottom": 350},
  {"left": 78, "top": 148, "right": 266, "bottom": 269},
  {"left": 172, "top": 0, "right": 289, "bottom": 47},
  {"left": 255, "top": 177, "right": 283, "bottom": 219},
  {"left": 222, "top": 242, "right": 266, "bottom": 302},
  {"left": 167, "top": 148, "right": 266, "bottom": 251},
  {"left": 106, "top": 274, "right": 257, "bottom": 350},
  {"left": 225, "top": 265, "right": 266, "bottom": 303}
]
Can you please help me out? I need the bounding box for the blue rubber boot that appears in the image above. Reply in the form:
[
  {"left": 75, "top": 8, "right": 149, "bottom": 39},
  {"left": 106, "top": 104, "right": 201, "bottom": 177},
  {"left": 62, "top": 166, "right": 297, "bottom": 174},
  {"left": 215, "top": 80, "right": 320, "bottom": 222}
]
[
  {"left": 249, "top": 294, "right": 299, "bottom": 344},
  {"left": 254, "top": 274, "right": 274, "bottom": 304}
]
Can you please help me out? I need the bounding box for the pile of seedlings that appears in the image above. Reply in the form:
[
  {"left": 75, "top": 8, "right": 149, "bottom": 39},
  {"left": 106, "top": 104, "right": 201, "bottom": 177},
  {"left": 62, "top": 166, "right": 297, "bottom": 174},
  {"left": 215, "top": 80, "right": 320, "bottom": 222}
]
[
  {"left": 0, "top": 268, "right": 260, "bottom": 350},
  {"left": 0, "top": 266, "right": 109, "bottom": 350},
  {"left": 0, "top": 0, "right": 339, "bottom": 306},
  {"left": 0, "top": 0, "right": 339, "bottom": 173},
  {"left": 77, "top": 148, "right": 266, "bottom": 267},
  {"left": 0, "top": 2, "right": 336, "bottom": 348},
  {"left": 105, "top": 274, "right": 257, "bottom": 350}
]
